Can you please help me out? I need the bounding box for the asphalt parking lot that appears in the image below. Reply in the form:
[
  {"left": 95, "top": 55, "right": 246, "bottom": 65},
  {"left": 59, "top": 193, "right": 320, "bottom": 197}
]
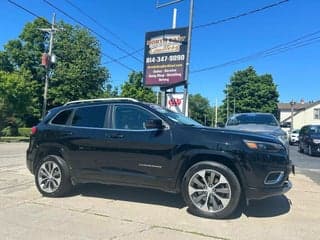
[{"left": 1, "top": 143, "right": 319, "bottom": 240}]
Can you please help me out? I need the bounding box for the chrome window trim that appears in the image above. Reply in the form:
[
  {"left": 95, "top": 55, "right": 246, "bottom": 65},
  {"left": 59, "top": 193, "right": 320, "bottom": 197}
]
[
  {"left": 48, "top": 103, "right": 170, "bottom": 132},
  {"left": 111, "top": 103, "right": 170, "bottom": 131},
  {"left": 49, "top": 104, "right": 109, "bottom": 129}
]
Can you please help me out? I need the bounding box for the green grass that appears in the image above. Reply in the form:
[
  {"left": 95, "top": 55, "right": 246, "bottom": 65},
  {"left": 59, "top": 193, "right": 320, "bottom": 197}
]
[{"left": 0, "top": 136, "right": 29, "bottom": 142}]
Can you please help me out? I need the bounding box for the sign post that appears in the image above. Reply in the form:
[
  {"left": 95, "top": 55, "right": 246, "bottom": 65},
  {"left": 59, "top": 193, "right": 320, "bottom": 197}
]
[{"left": 143, "top": 27, "right": 188, "bottom": 87}]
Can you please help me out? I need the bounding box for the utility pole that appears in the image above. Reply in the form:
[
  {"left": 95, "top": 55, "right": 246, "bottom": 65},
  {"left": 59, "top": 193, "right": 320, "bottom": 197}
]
[
  {"left": 233, "top": 97, "right": 235, "bottom": 115},
  {"left": 39, "top": 13, "right": 58, "bottom": 119},
  {"left": 182, "top": 0, "right": 194, "bottom": 116},
  {"left": 226, "top": 88, "right": 229, "bottom": 120},
  {"left": 215, "top": 98, "right": 218, "bottom": 127},
  {"left": 290, "top": 100, "right": 295, "bottom": 132}
]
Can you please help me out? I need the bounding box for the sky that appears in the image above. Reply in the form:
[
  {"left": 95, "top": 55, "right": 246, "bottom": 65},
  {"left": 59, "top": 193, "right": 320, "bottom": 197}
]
[{"left": 0, "top": 0, "right": 319, "bottom": 105}]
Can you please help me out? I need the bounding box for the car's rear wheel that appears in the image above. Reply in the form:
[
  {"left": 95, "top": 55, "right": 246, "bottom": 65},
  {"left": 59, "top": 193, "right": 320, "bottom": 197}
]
[
  {"left": 182, "top": 161, "right": 241, "bottom": 219},
  {"left": 35, "top": 155, "right": 72, "bottom": 197}
]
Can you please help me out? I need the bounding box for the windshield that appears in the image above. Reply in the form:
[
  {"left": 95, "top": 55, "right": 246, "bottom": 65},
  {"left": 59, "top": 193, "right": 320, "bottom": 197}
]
[
  {"left": 310, "top": 126, "right": 320, "bottom": 133},
  {"left": 149, "top": 104, "right": 202, "bottom": 126},
  {"left": 226, "top": 113, "right": 279, "bottom": 126}
]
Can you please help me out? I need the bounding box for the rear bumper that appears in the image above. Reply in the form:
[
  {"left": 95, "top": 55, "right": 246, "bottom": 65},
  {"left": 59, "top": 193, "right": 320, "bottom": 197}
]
[{"left": 26, "top": 147, "right": 36, "bottom": 174}]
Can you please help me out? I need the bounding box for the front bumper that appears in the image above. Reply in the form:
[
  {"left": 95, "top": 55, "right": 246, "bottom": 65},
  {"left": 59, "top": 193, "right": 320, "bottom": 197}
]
[
  {"left": 310, "top": 143, "right": 320, "bottom": 155},
  {"left": 246, "top": 179, "right": 292, "bottom": 200},
  {"left": 290, "top": 137, "right": 299, "bottom": 143}
]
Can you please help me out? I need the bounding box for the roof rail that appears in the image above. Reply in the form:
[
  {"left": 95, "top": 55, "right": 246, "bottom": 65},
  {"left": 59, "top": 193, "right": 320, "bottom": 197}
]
[{"left": 64, "top": 98, "right": 138, "bottom": 106}]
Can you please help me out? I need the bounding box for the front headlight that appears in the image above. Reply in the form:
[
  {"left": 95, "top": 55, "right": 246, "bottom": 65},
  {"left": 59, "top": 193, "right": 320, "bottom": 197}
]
[
  {"left": 243, "top": 140, "right": 285, "bottom": 152},
  {"left": 313, "top": 139, "right": 320, "bottom": 144},
  {"left": 278, "top": 134, "right": 288, "bottom": 144}
]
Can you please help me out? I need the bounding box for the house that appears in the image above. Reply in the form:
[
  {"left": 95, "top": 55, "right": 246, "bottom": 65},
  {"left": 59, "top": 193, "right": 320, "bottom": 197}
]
[{"left": 277, "top": 100, "right": 320, "bottom": 130}]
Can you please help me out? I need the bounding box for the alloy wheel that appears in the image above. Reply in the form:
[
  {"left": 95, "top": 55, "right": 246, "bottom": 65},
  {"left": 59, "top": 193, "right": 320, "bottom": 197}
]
[
  {"left": 188, "top": 169, "right": 231, "bottom": 213},
  {"left": 37, "top": 161, "right": 62, "bottom": 193},
  {"left": 308, "top": 145, "right": 313, "bottom": 156}
]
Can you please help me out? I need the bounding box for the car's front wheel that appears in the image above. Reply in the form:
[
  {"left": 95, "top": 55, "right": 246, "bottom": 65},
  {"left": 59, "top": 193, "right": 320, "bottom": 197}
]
[
  {"left": 182, "top": 161, "right": 241, "bottom": 219},
  {"left": 35, "top": 155, "right": 72, "bottom": 197},
  {"left": 308, "top": 145, "right": 314, "bottom": 156},
  {"left": 298, "top": 143, "right": 304, "bottom": 153}
]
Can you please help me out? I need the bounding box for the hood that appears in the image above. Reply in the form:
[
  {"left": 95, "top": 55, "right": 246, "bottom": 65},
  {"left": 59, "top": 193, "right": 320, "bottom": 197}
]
[{"left": 225, "top": 124, "right": 285, "bottom": 136}]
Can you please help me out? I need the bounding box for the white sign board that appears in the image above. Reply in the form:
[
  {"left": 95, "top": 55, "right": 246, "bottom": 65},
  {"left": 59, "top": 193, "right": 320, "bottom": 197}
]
[{"left": 166, "top": 93, "right": 188, "bottom": 116}]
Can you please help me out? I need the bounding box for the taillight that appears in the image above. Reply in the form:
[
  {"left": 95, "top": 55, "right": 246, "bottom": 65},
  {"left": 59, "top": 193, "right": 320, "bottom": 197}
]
[{"left": 31, "top": 126, "right": 37, "bottom": 135}]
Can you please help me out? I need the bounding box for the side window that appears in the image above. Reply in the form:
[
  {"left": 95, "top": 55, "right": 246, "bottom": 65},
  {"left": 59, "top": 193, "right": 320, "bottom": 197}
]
[
  {"left": 314, "top": 108, "right": 320, "bottom": 120},
  {"left": 72, "top": 105, "right": 108, "bottom": 128},
  {"left": 113, "top": 105, "right": 156, "bottom": 130},
  {"left": 51, "top": 109, "right": 72, "bottom": 125}
]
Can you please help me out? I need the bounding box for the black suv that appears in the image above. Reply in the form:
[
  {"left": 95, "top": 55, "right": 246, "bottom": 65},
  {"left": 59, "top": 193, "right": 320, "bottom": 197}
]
[
  {"left": 27, "top": 98, "right": 293, "bottom": 219},
  {"left": 298, "top": 125, "right": 320, "bottom": 156}
]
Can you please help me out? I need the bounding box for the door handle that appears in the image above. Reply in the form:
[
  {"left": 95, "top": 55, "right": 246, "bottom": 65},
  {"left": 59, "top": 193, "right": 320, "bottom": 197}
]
[
  {"left": 109, "top": 134, "right": 124, "bottom": 139},
  {"left": 61, "top": 131, "right": 73, "bottom": 136}
]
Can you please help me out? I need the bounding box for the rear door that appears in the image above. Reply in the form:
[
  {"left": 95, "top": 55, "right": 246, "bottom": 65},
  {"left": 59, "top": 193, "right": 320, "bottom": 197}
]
[{"left": 65, "top": 104, "right": 109, "bottom": 180}]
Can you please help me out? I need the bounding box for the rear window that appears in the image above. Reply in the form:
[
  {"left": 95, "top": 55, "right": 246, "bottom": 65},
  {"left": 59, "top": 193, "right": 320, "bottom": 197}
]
[
  {"left": 72, "top": 105, "right": 108, "bottom": 128},
  {"left": 51, "top": 110, "right": 72, "bottom": 125},
  {"left": 226, "top": 113, "right": 279, "bottom": 126}
]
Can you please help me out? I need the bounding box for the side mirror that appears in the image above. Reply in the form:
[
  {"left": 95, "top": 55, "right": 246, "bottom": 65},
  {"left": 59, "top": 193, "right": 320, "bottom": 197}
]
[
  {"left": 145, "top": 119, "right": 164, "bottom": 129},
  {"left": 217, "top": 122, "right": 225, "bottom": 128}
]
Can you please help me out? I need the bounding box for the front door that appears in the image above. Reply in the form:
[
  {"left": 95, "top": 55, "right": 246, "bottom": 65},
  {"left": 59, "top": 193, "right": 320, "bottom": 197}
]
[{"left": 97, "top": 104, "right": 175, "bottom": 188}]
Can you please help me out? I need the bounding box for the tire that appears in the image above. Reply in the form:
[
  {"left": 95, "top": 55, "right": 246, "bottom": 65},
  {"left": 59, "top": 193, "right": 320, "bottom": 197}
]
[
  {"left": 289, "top": 141, "right": 293, "bottom": 146},
  {"left": 182, "top": 161, "right": 241, "bottom": 219},
  {"left": 308, "top": 145, "right": 313, "bottom": 156},
  {"left": 298, "top": 143, "right": 304, "bottom": 153},
  {"left": 35, "top": 155, "right": 72, "bottom": 197}
]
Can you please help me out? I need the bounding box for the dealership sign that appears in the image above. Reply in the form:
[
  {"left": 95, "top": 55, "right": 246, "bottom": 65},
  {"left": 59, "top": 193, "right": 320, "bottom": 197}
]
[
  {"left": 166, "top": 93, "right": 188, "bottom": 114},
  {"left": 143, "top": 27, "right": 188, "bottom": 87}
]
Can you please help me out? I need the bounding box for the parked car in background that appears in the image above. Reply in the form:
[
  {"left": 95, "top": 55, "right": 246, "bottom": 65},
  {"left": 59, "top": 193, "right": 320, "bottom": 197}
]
[
  {"left": 26, "top": 98, "right": 293, "bottom": 219},
  {"left": 298, "top": 125, "right": 320, "bottom": 156},
  {"left": 225, "top": 113, "right": 288, "bottom": 146},
  {"left": 289, "top": 129, "right": 300, "bottom": 145}
]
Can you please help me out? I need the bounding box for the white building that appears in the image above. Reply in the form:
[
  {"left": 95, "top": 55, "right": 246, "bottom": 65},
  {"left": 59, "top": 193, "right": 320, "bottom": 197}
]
[{"left": 278, "top": 100, "right": 320, "bottom": 130}]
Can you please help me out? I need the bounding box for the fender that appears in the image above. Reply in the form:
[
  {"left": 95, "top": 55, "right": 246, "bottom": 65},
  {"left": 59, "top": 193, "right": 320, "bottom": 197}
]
[
  {"left": 173, "top": 148, "right": 248, "bottom": 192},
  {"left": 33, "top": 142, "right": 71, "bottom": 173}
]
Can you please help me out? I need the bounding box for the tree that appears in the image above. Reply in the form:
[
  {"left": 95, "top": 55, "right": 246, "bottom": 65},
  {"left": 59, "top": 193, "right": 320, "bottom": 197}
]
[
  {"left": 189, "top": 94, "right": 213, "bottom": 126},
  {"left": 219, "top": 66, "right": 279, "bottom": 122},
  {"left": 0, "top": 70, "right": 34, "bottom": 135},
  {"left": 49, "top": 22, "right": 109, "bottom": 106},
  {"left": 101, "top": 83, "right": 119, "bottom": 98},
  {"left": 1, "top": 18, "right": 109, "bottom": 125},
  {"left": 121, "top": 72, "right": 156, "bottom": 103},
  {"left": 0, "top": 52, "right": 14, "bottom": 72}
]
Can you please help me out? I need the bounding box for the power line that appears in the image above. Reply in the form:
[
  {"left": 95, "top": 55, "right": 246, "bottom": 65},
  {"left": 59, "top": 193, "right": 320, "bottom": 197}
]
[
  {"left": 106, "top": 0, "right": 290, "bottom": 64},
  {"left": 103, "top": 47, "right": 144, "bottom": 65},
  {"left": 191, "top": 30, "right": 320, "bottom": 74},
  {"left": 193, "top": 0, "right": 290, "bottom": 29},
  {"left": 64, "top": 0, "right": 143, "bottom": 57},
  {"left": 7, "top": 0, "right": 136, "bottom": 72},
  {"left": 8, "top": 0, "right": 48, "bottom": 23},
  {"left": 43, "top": 0, "right": 143, "bottom": 64}
]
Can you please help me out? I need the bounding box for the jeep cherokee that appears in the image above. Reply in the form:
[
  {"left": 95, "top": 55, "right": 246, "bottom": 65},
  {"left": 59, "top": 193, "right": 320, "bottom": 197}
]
[{"left": 27, "top": 98, "right": 293, "bottom": 219}]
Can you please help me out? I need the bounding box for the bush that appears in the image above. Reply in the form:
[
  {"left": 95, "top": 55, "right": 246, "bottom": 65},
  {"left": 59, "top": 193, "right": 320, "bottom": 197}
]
[
  {"left": 18, "top": 128, "right": 31, "bottom": 137},
  {"left": 0, "top": 127, "right": 31, "bottom": 137},
  {"left": 1, "top": 126, "right": 14, "bottom": 136}
]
